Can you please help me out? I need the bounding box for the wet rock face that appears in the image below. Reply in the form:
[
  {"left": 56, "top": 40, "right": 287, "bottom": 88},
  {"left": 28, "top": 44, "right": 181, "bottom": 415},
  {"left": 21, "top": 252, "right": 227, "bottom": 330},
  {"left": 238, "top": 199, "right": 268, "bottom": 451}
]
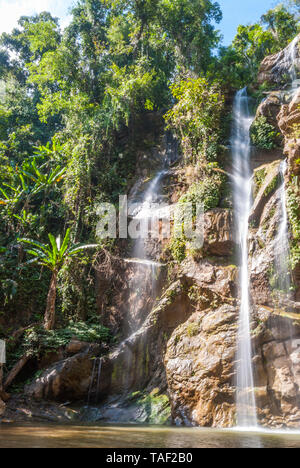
[
  {"left": 182, "top": 259, "right": 238, "bottom": 307},
  {"left": 249, "top": 170, "right": 282, "bottom": 307},
  {"left": 253, "top": 309, "right": 300, "bottom": 427},
  {"left": 203, "top": 209, "right": 235, "bottom": 256},
  {"left": 278, "top": 88, "right": 300, "bottom": 138},
  {"left": 164, "top": 304, "right": 300, "bottom": 428},
  {"left": 257, "top": 34, "right": 300, "bottom": 86},
  {"left": 165, "top": 305, "right": 238, "bottom": 428},
  {"left": 97, "top": 279, "right": 194, "bottom": 402},
  {"left": 249, "top": 160, "right": 281, "bottom": 226},
  {"left": 256, "top": 92, "right": 282, "bottom": 130}
]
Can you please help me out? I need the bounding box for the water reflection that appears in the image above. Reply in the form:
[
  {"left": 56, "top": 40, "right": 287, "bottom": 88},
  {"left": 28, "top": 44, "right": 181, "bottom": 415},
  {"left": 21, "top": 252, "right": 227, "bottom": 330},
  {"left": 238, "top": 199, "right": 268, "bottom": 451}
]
[{"left": 1, "top": 425, "right": 300, "bottom": 448}]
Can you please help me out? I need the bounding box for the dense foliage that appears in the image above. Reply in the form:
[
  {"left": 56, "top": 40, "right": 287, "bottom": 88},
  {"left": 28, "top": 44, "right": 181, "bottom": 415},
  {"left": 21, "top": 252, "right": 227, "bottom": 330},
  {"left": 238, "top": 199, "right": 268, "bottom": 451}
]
[
  {"left": 0, "top": 0, "right": 298, "bottom": 366},
  {"left": 0, "top": 0, "right": 223, "bottom": 337},
  {"left": 217, "top": 4, "right": 300, "bottom": 87}
]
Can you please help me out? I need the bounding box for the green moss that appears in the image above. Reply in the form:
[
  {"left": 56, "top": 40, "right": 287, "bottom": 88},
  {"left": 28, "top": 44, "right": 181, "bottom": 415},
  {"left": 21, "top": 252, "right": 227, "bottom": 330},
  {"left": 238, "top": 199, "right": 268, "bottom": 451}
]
[
  {"left": 287, "top": 179, "right": 300, "bottom": 269},
  {"left": 178, "top": 176, "right": 222, "bottom": 213},
  {"left": 128, "top": 390, "right": 171, "bottom": 425},
  {"left": 253, "top": 168, "right": 267, "bottom": 198},
  {"left": 186, "top": 322, "right": 200, "bottom": 337},
  {"left": 169, "top": 175, "right": 223, "bottom": 263},
  {"left": 264, "top": 174, "right": 280, "bottom": 197},
  {"left": 169, "top": 236, "right": 187, "bottom": 263},
  {"left": 20, "top": 322, "right": 112, "bottom": 358}
]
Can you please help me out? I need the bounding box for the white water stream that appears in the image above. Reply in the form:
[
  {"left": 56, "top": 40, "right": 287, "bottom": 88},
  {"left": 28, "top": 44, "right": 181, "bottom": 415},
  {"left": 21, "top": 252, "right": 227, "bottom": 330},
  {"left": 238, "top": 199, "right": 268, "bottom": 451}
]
[
  {"left": 274, "top": 160, "right": 292, "bottom": 296},
  {"left": 287, "top": 36, "right": 299, "bottom": 89},
  {"left": 232, "top": 88, "right": 258, "bottom": 428}
]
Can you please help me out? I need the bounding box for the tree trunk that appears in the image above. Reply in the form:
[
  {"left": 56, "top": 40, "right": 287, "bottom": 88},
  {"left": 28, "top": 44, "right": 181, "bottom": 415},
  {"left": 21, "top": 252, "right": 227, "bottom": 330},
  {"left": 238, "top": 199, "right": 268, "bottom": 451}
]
[
  {"left": 4, "top": 355, "right": 31, "bottom": 390},
  {"left": 44, "top": 271, "right": 58, "bottom": 331}
]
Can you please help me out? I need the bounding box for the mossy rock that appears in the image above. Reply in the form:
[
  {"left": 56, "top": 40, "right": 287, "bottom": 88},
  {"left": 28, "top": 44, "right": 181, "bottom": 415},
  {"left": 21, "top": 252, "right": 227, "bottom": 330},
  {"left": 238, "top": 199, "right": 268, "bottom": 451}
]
[{"left": 127, "top": 390, "right": 171, "bottom": 425}]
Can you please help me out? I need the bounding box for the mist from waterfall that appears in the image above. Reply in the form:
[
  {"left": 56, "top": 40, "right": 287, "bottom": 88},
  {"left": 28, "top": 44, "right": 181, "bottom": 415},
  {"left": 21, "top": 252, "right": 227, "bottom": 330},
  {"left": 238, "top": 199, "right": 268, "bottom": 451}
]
[{"left": 232, "top": 88, "right": 257, "bottom": 428}]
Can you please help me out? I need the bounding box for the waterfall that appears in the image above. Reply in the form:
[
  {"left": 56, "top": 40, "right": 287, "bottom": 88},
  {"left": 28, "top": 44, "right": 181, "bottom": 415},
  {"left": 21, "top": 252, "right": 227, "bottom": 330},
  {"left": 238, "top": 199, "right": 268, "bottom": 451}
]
[
  {"left": 87, "top": 357, "right": 103, "bottom": 406},
  {"left": 133, "top": 170, "right": 167, "bottom": 260},
  {"left": 288, "top": 37, "right": 298, "bottom": 88},
  {"left": 125, "top": 170, "right": 167, "bottom": 333},
  {"left": 232, "top": 88, "right": 258, "bottom": 428},
  {"left": 274, "top": 160, "right": 292, "bottom": 297}
]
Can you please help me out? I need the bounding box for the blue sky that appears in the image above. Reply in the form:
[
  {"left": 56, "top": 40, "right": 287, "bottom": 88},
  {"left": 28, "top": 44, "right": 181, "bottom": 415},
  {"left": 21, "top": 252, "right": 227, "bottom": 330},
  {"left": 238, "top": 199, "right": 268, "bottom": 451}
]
[
  {"left": 218, "top": 0, "right": 278, "bottom": 44},
  {"left": 0, "top": 0, "right": 280, "bottom": 45},
  {"left": 0, "top": 0, "right": 74, "bottom": 34}
]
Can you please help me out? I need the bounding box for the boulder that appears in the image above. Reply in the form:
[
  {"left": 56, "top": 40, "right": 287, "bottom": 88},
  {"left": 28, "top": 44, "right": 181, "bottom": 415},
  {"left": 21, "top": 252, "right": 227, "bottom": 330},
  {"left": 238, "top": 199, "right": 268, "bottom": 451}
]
[
  {"left": 278, "top": 88, "right": 300, "bottom": 137},
  {"left": 256, "top": 92, "right": 282, "bottom": 130},
  {"left": 66, "top": 339, "right": 93, "bottom": 355},
  {"left": 25, "top": 352, "right": 93, "bottom": 402}
]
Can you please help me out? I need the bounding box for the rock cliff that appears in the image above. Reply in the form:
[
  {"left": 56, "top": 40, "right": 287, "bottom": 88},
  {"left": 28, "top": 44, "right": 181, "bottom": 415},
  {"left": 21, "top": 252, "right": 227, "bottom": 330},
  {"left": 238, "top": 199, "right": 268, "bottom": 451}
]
[{"left": 7, "top": 37, "right": 300, "bottom": 429}]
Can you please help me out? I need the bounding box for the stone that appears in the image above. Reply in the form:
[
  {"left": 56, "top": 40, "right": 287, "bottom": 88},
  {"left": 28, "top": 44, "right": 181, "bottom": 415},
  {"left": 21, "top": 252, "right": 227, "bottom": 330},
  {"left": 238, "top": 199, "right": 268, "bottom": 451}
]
[
  {"left": 66, "top": 339, "right": 91, "bottom": 355},
  {"left": 249, "top": 160, "right": 281, "bottom": 225},
  {"left": 165, "top": 305, "right": 238, "bottom": 428},
  {"left": 257, "top": 34, "right": 300, "bottom": 86},
  {"left": 202, "top": 209, "right": 235, "bottom": 256},
  {"left": 256, "top": 92, "right": 282, "bottom": 130},
  {"left": 25, "top": 353, "right": 93, "bottom": 402},
  {"left": 278, "top": 88, "right": 300, "bottom": 137},
  {"left": 181, "top": 259, "right": 238, "bottom": 305}
]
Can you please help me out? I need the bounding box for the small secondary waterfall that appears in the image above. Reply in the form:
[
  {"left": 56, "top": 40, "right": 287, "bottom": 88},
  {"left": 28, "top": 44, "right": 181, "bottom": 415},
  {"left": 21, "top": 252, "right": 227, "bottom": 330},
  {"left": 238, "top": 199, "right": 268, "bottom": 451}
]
[
  {"left": 127, "top": 170, "right": 167, "bottom": 333},
  {"left": 87, "top": 357, "right": 103, "bottom": 406},
  {"left": 288, "top": 36, "right": 299, "bottom": 88},
  {"left": 274, "top": 160, "right": 292, "bottom": 298},
  {"left": 133, "top": 170, "right": 167, "bottom": 260},
  {"left": 232, "top": 88, "right": 258, "bottom": 428}
]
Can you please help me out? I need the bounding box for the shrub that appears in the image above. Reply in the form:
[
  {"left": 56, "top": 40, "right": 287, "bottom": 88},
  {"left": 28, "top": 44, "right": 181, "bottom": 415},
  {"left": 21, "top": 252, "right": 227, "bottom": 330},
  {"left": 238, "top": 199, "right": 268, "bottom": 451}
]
[
  {"left": 250, "top": 116, "right": 280, "bottom": 150},
  {"left": 22, "top": 321, "right": 112, "bottom": 357},
  {"left": 287, "top": 178, "right": 300, "bottom": 269}
]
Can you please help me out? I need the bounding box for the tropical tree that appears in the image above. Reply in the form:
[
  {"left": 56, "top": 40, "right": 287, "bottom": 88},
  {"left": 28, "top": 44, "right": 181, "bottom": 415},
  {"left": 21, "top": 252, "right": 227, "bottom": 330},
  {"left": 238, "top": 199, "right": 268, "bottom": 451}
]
[
  {"left": 164, "top": 77, "right": 224, "bottom": 164},
  {"left": 20, "top": 160, "right": 66, "bottom": 196},
  {"left": 261, "top": 5, "right": 298, "bottom": 45},
  {"left": 19, "top": 229, "right": 97, "bottom": 330}
]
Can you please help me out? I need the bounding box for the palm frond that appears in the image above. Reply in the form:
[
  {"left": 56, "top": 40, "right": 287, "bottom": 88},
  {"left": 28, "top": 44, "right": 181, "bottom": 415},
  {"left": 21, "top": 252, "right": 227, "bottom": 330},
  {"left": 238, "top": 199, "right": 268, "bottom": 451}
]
[
  {"left": 68, "top": 244, "right": 98, "bottom": 256},
  {"left": 48, "top": 233, "right": 58, "bottom": 261},
  {"left": 18, "top": 238, "right": 51, "bottom": 256},
  {"left": 60, "top": 229, "right": 71, "bottom": 256}
]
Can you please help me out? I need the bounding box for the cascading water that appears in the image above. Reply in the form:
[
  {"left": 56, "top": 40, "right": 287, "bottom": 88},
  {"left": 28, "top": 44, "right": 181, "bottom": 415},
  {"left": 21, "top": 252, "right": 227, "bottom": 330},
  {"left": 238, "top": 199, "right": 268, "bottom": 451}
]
[
  {"left": 126, "top": 170, "right": 167, "bottom": 333},
  {"left": 232, "top": 88, "right": 258, "bottom": 428},
  {"left": 87, "top": 357, "right": 103, "bottom": 406},
  {"left": 288, "top": 36, "right": 299, "bottom": 89},
  {"left": 274, "top": 160, "right": 292, "bottom": 298},
  {"left": 133, "top": 170, "right": 167, "bottom": 260}
]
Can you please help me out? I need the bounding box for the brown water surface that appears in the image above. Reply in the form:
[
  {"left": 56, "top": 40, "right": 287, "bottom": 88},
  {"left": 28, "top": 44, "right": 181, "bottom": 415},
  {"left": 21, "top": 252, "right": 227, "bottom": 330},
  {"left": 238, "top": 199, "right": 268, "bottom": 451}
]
[{"left": 1, "top": 424, "right": 300, "bottom": 448}]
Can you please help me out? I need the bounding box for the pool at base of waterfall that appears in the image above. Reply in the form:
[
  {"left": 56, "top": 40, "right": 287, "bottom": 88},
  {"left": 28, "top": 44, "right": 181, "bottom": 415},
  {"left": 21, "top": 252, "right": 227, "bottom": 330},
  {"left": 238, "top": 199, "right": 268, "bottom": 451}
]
[{"left": 1, "top": 424, "right": 300, "bottom": 448}]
